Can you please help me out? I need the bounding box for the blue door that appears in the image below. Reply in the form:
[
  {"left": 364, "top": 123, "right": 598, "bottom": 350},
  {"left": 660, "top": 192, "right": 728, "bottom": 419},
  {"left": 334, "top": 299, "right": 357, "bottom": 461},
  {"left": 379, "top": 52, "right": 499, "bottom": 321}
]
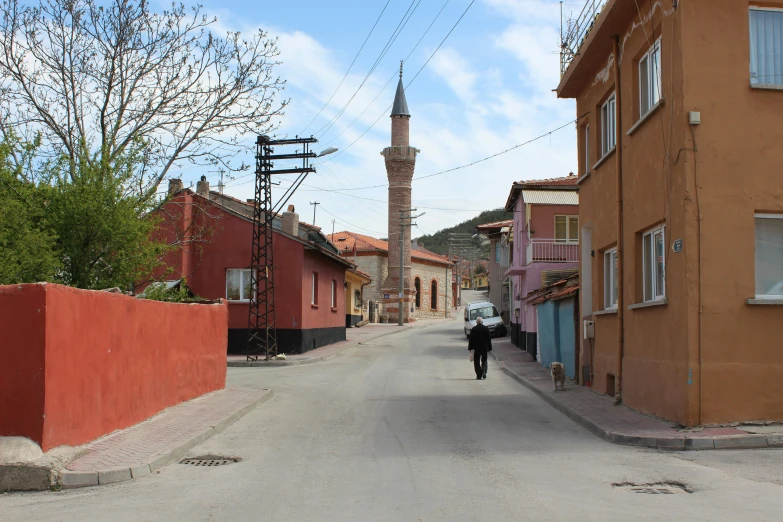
[
  {"left": 557, "top": 298, "right": 576, "bottom": 379},
  {"left": 536, "top": 301, "right": 560, "bottom": 368}
]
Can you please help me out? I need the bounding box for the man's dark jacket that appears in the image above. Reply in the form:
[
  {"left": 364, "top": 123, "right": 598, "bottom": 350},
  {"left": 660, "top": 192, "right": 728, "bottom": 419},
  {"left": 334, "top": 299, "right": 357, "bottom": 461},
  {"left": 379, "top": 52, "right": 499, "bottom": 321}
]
[{"left": 468, "top": 323, "right": 493, "bottom": 353}]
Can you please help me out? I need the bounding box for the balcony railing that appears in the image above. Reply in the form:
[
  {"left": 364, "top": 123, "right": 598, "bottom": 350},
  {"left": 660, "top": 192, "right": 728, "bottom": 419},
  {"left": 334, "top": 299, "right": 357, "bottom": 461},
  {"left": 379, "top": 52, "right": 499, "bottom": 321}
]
[
  {"left": 560, "top": 0, "right": 608, "bottom": 77},
  {"left": 526, "top": 239, "right": 579, "bottom": 264}
]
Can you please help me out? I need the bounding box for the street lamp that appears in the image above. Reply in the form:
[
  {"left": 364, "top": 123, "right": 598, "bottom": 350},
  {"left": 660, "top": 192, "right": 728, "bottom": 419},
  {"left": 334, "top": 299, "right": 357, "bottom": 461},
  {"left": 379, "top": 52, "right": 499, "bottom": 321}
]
[{"left": 317, "top": 147, "right": 339, "bottom": 157}]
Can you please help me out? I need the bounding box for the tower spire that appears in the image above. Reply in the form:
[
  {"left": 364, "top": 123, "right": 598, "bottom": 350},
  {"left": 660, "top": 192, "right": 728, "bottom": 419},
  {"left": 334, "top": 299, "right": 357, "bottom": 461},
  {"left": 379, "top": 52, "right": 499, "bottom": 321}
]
[{"left": 391, "top": 60, "right": 410, "bottom": 117}]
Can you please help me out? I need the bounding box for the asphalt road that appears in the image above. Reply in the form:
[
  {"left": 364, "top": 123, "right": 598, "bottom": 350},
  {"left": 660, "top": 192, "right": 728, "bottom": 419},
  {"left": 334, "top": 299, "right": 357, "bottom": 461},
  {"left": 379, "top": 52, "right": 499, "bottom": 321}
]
[{"left": 3, "top": 291, "right": 783, "bottom": 521}]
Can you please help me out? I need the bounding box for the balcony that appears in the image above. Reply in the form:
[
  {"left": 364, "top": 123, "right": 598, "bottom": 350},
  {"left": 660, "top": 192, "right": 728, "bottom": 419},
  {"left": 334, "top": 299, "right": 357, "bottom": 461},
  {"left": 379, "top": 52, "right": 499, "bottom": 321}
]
[
  {"left": 526, "top": 239, "right": 579, "bottom": 264},
  {"left": 560, "top": 0, "right": 608, "bottom": 77}
]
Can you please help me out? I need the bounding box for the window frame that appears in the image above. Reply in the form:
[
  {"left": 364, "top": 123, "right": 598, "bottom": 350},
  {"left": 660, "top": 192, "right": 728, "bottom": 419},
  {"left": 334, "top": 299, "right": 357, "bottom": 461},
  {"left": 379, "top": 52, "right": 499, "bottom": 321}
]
[
  {"left": 604, "top": 248, "right": 618, "bottom": 310},
  {"left": 749, "top": 7, "right": 783, "bottom": 87},
  {"left": 754, "top": 213, "right": 783, "bottom": 299},
  {"left": 601, "top": 93, "right": 616, "bottom": 157},
  {"left": 226, "top": 268, "right": 253, "bottom": 302},
  {"left": 430, "top": 280, "right": 438, "bottom": 310},
  {"left": 311, "top": 272, "right": 319, "bottom": 306},
  {"left": 642, "top": 224, "right": 666, "bottom": 302},
  {"left": 638, "top": 38, "right": 662, "bottom": 116},
  {"left": 555, "top": 215, "right": 579, "bottom": 243},
  {"left": 331, "top": 279, "right": 337, "bottom": 308}
]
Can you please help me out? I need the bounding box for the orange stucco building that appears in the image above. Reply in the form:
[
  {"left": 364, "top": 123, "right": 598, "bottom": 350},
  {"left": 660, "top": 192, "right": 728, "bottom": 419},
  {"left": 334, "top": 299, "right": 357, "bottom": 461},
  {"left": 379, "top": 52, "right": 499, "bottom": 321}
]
[{"left": 558, "top": 0, "right": 783, "bottom": 426}]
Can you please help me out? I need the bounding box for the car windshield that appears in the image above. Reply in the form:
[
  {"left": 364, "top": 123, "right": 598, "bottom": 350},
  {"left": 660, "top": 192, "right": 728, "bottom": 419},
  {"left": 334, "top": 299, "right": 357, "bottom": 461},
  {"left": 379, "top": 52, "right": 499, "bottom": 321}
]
[{"left": 469, "top": 306, "right": 499, "bottom": 320}]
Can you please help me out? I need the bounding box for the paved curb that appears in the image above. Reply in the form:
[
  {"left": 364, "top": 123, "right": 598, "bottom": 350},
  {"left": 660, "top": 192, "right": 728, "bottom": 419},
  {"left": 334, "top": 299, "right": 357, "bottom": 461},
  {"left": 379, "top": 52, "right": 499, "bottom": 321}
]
[
  {"left": 492, "top": 353, "right": 781, "bottom": 451},
  {"left": 228, "top": 318, "right": 454, "bottom": 368},
  {"left": 53, "top": 389, "right": 274, "bottom": 490}
]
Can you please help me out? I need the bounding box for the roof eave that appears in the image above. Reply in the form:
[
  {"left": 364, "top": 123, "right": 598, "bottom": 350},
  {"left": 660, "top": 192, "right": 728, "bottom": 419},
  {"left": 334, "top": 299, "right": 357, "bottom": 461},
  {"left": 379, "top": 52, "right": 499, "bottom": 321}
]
[{"left": 556, "top": 0, "right": 620, "bottom": 100}]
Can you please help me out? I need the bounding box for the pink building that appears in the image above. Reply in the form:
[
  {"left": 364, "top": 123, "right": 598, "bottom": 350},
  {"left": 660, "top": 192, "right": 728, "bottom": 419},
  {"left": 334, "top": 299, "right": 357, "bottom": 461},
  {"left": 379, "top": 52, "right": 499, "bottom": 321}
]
[{"left": 504, "top": 175, "right": 579, "bottom": 358}]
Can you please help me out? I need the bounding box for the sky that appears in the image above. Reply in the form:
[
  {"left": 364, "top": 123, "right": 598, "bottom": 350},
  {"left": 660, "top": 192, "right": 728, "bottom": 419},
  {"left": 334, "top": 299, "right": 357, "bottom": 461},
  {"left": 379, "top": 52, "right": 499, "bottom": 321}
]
[{"left": 182, "top": 0, "right": 579, "bottom": 238}]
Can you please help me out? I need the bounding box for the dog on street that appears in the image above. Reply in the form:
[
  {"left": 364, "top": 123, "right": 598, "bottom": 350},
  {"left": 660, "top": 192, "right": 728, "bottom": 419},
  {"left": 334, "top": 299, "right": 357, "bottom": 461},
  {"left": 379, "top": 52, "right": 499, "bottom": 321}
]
[{"left": 550, "top": 362, "right": 566, "bottom": 391}]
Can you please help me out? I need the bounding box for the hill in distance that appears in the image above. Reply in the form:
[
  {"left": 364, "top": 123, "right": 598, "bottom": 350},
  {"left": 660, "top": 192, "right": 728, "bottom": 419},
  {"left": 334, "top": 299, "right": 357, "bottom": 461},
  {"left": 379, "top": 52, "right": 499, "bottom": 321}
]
[{"left": 414, "top": 209, "right": 512, "bottom": 258}]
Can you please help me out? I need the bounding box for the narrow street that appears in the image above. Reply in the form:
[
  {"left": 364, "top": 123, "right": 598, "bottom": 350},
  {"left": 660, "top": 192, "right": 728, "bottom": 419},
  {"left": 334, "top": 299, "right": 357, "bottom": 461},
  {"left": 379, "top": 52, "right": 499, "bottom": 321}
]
[{"left": 3, "top": 292, "right": 783, "bottom": 521}]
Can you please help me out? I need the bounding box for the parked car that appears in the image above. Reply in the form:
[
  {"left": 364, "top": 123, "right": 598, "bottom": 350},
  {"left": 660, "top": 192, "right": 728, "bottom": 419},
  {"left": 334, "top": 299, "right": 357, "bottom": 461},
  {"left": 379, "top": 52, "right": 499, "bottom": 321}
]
[{"left": 464, "top": 301, "right": 506, "bottom": 338}]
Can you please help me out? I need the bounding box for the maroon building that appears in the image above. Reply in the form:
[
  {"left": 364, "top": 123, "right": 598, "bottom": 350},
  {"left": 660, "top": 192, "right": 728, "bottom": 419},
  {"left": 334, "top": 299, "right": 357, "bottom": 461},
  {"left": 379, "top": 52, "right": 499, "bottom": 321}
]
[{"left": 152, "top": 177, "right": 356, "bottom": 354}]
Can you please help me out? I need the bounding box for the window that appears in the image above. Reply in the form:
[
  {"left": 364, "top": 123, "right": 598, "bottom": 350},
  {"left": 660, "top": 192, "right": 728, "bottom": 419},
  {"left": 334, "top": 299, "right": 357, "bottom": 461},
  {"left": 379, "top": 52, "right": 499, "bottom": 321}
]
[
  {"left": 601, "top": 93, "right": 616, "bottom": 156},
  {"left": 585, "top": 124, "right": 590, "bottom": 173},
  {"left": 430, "top": 280, "right": 438, "bottom": 310},
  {"left": 331, "top": 280, "right": 337, "bottom": 308},
  {"left": 750, "top": 8, "right": 783, "bottom": 86},
  {"left": 555, "top": 215, "right": 579, "bottom": 243},
  {"left": 414, "top": 277, "right": 421, "bottom": 308},
  {"left": 755, "top": 215, "right": 783, "bottom": 298},
  {"left": 311, "top": 272, "right": 318, "bottom": 305},
  {"left": 226, "top": 269, "right": 253, "bottom": 301},
  {"left": 469, "top": 305, "right": 500, "bottom": 321},
  {"left": 639, "top": 39, "right": 662, "bottom": 115},
  {"left": 604, "top": 248, "right": 618, "bottom": 309},
  {"left": 642, "top": 225, "right": 665, "bottom": 302}
]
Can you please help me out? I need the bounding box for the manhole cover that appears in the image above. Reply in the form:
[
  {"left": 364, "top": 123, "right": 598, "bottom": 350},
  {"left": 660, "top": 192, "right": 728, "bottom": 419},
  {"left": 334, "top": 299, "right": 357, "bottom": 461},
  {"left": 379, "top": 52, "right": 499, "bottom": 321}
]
[
  {"left": 612, "top": 482, "right": 691, "bottom": 494},
  {"left": 180, "top": 456, "right": 239, "bottom": 467}
]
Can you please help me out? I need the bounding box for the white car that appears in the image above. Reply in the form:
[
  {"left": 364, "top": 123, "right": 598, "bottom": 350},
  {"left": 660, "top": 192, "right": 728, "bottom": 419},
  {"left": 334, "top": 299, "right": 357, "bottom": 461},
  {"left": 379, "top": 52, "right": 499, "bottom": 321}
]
[{"left": 464, "top": 301, "right": 506, "bottom": 339}]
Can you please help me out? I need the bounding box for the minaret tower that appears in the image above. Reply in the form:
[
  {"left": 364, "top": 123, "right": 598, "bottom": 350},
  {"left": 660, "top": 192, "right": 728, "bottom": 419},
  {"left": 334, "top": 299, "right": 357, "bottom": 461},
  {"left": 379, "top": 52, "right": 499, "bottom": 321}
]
[{"left": 381, "top": 62, "right": 420, "bottom": 323}]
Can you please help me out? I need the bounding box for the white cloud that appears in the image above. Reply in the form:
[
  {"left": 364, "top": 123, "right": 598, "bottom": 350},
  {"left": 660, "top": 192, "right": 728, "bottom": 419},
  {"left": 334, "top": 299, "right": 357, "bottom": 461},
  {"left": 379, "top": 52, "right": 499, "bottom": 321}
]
[{"left": 204, "top": 0, "right": 578, "bottom": 237}]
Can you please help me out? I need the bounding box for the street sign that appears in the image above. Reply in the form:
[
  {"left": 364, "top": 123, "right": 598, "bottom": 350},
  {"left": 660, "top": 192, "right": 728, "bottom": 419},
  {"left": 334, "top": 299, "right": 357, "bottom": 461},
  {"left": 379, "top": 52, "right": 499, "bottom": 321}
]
[
  {"left": 672, "top": 239, "right": 683, "bottom": 253},
  {"left": 398, "top": 293, "right": 403, "bottom": 298}
]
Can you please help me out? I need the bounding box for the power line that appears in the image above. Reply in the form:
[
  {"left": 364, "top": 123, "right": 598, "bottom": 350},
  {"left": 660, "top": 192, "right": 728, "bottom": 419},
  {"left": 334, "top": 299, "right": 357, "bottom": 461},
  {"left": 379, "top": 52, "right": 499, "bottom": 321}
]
[
  {"left": 299, "top": 0, "right": 393, "bottom": 135},
  {"left": 313, "top": 0, "right": 423, "bottom": 138},
  {"left": 327, "top": 0, "right": 476, "bottom": 160},
  {"left": 300, "top": 114, "right": 585, "bottom": 193},
  {"left": 319, "top": 205, "right": 386, "bottom": 236},
  {"left": 320, "top": 0, "right": 453, "bottom": 147}
]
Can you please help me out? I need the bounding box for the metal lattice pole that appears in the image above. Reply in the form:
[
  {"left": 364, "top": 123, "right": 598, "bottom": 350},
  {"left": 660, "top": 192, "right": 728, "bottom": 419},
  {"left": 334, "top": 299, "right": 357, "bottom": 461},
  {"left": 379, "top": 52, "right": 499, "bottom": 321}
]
[
  {"left": 247, "top": 135, "right": 320, "bottom": 361},
  {"left": 248, "top": 136, "right": 277, "bottom": 361}
]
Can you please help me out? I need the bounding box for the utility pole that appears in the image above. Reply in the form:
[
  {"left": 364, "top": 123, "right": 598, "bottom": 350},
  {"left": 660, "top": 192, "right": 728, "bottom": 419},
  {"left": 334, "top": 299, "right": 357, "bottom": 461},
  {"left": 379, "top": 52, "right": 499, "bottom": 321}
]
[
  {"left": 399, "top": 208, "right": 424, "bottom": 326},
  {"left": 332, "top": 219, "right": 336, "bottom": 243},
  {"left": 449, "top": 233, "right": 472, "bottom": 308},
  {"left": 247, "top": 136, "right": 338, "bottom": 362},
  {"left": 310, "top": 201, "right": 320, "bottom": 225}
]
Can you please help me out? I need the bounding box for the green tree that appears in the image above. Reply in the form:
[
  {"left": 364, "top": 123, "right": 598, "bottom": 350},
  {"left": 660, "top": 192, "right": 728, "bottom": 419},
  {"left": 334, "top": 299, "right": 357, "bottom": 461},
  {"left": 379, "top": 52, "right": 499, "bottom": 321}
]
[
  {"left": 474, "top": 264, "right": 487, "bottom": 275},
  {"left": 44, "top": 147, "right": 172, "bottom": 289},
  {"left": 0, "top": 139, "right": 60, "bottom": 284}
]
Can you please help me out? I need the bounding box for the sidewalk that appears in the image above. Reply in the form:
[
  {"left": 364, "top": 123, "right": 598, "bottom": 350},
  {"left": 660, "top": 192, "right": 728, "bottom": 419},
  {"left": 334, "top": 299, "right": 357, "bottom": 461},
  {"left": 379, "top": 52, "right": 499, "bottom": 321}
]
[
  {"left": 228, "top": 317, "right": 454, "bottom": 367},
  {"left": 1, "top": 387, "right": 272, "bottom": 491},
  {"left": 492, "top": 337, "right": 783, "bottom": 451}
]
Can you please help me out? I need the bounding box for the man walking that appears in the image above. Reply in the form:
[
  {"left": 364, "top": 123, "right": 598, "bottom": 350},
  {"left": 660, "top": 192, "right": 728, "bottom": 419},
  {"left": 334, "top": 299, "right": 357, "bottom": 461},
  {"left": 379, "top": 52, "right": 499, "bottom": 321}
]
[{"left": 468, "top": 316, "right": 492, "bottom": 380}]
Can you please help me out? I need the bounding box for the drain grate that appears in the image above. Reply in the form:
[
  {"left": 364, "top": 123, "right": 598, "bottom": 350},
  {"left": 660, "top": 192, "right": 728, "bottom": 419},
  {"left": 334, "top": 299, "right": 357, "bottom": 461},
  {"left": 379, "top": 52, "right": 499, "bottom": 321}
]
[
  {"left": 180, "top": 456, "right": 239, "bottom": 467},
  {"left": 613, "top": 482, "right": 691, "bottom": 494}
]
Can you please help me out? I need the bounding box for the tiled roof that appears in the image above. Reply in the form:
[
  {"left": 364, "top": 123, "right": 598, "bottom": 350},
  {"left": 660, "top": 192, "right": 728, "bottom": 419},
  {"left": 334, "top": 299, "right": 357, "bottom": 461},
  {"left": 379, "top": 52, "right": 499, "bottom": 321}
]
[
  {"left": 476, "top": 220, "right": 513, "bottom": 231},
  {"left": 207, "top": 191, "right": 319, "bottom": 230},
  {"left": 516, "top": 175, "right": 578, "bottom": 188},
  {"left": 332, "top": 231, "right": 452, "bottom": 265}
]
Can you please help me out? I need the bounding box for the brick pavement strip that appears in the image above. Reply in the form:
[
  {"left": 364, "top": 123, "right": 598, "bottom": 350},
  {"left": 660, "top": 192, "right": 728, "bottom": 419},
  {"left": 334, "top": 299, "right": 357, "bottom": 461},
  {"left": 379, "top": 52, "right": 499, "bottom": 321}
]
[
  {"left": 491, "top": 338, "right": 774, "bottom": 451},
  {"left": 228, "top": 317, "right": 454, "bottom": 368},
  {"left": 51, "top": 387, "right": 273, "bottom": 489}
]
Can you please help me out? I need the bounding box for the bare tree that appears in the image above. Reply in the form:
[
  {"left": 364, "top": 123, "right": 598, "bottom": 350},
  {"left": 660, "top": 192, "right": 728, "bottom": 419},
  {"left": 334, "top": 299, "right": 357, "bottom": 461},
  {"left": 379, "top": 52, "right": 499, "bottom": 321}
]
[{"left": 0, "top": 0, "right": 286, "bottom": 200}]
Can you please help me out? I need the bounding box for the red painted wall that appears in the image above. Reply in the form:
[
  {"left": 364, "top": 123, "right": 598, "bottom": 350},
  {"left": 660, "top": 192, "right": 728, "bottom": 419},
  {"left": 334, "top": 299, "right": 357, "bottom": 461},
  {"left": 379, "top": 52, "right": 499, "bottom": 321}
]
[
  {"left": 0, "top": 283, "right": 227, "bottom": 451},
  {"left": 301, "top": 249, "right": 346, "bottom": 330},
  {"left": 0, "top": 284, "right": 47, "bottom": 446}
]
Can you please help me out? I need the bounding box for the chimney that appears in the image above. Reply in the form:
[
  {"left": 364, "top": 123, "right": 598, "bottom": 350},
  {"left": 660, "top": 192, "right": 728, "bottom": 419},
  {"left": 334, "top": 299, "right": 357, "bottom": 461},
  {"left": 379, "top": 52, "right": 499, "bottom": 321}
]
[
  {"left": 196, "top": 175, "right": 209, "bottom": 197},
  {"left": 281, "top": 204, "right": 299, "bottom": 237},
  {"left": 168, "top": 178, "right": 184, "bottom": 195}
]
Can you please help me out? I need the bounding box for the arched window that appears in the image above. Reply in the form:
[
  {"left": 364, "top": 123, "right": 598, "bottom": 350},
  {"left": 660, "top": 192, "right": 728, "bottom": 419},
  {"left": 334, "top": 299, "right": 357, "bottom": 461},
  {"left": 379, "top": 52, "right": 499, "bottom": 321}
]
[
  {"left": 430, "top": 280, "right": 438, "bottom": 310},
  {"left": 414, "top": 277, "right": 421, "bottom": 308}
]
